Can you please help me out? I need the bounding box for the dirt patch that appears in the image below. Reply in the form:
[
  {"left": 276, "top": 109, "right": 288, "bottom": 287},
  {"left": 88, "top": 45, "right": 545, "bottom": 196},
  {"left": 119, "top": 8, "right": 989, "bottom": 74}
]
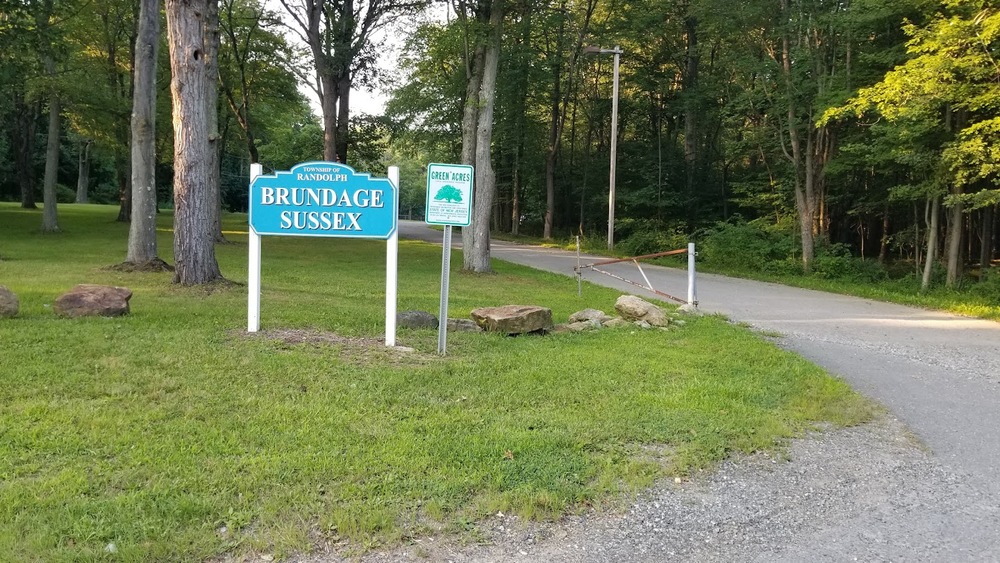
[
  {"left": 105, "top": 258, "right": 175, "bottom": 273},
  {"left": 236, "top": 328, "right": 436, "bottom": 366}
]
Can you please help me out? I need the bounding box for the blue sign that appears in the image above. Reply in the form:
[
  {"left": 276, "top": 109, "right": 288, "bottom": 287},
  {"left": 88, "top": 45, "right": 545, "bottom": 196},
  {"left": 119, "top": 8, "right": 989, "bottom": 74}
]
[{"left": 249, "top": 161, "right": 397, "bottom": 239}]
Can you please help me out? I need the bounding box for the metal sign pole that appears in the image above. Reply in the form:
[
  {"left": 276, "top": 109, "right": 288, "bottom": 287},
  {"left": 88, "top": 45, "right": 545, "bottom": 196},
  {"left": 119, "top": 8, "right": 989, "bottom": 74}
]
[{"left": 437, "top": 225, "right": 452, "bottom": 355}]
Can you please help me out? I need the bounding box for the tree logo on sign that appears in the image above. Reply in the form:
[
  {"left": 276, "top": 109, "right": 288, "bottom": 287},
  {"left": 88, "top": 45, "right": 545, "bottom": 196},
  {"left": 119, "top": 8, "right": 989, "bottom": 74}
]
[{"left": 434, "top": 185, "right": 463, "bottom": 203}]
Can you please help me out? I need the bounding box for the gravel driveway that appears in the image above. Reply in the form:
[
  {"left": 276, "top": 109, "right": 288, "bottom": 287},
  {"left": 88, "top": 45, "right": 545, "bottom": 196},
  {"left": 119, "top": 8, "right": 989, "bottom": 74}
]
[{"left": 295, "top": 224, "right": 1000, "bottom": 562}]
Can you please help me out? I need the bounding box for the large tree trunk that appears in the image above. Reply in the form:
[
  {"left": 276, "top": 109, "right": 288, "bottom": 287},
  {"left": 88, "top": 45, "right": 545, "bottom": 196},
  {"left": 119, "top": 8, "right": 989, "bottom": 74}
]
[
  {"left": 127, "top": 0, "right": 162, "bottom": 265},
  {"left": 41, "top": 89, "right": 61, "bottom": 233},
  {"left": 204, "top": 0, "right": 226, "bottom": 243},
  {"left": 167, "top": 0, "right": 224, "bottom": 285},
  {"left": 459, "top": 5, "right": 486, "bottom": 259},
  {"left": 76, "top": 140, "right": 92, "bottom": 203},
  {"left": 464, "top": 0, "right": 504, "bottom": 273},
  {"left": 921, "top": 195, "right": 940, "bottom": 291}
]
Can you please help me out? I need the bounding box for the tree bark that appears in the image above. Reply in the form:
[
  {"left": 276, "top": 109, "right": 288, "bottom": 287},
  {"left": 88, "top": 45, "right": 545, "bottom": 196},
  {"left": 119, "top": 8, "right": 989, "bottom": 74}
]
[
  {"left": 167, "top": 0, "right": 224, "bottom": 285},
  {"left": 459, "top": 0, "right": 486, "bottom": 258},
  {"left": 204, "top": 0, "right": 226, "bottom": 243},
  {"left": 464, "top": 0, "right": 503, "bottom": 273},
  {"left": 980, "top": 206, "right": 995, "bottom": 273},
  {"left": 76, "top": 140, "right": 92, "bottom": 203},
  {"left": 41, "top": 88, "right": 61, "bottom": 233},
  {"left": 945, "top": 198, "right": 964, "bottom": 287},
  {"left": 117, "top": 157, "right": 132, "bottom": 222},
  {"left": 921, "top": 195, "right": 940, "bottom": 291},
  {"left": 336, "top": 71, "right": 351, "bottom": 163},
  {"left": 684, "top": 14, "right": 699, "bottom": 226},
  {"left": 127, "top": 0, "right": 162, "bottom": 265}
]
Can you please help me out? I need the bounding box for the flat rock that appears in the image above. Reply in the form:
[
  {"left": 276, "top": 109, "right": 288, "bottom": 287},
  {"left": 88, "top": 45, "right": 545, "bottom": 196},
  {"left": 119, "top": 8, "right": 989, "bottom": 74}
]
[
  {"left": 0, "top": 285, "right": 18, "bottom": 318},
  {"left": 615, "top": 295, "right": 670, "bottom": 327},
  {"left": 448, "top": 319, "right": 482, "bottom": 332},
  {"left": 54, "top": 284, "right": 132, "bottom": 318},
  {"left": 397, "top": 310, "right": 438, "bottom": 329},
  {"left": 566, "top": 320, "right": 597, "bottom": 332},
  {"left": 470, "top": 305, "right": 553, "bottom": 335},
  {"left": 568, "top": 308, "right": 613, "bottom": 324},
  {"left": 602, "top": 317, "right": 630, "bottom": 328}
]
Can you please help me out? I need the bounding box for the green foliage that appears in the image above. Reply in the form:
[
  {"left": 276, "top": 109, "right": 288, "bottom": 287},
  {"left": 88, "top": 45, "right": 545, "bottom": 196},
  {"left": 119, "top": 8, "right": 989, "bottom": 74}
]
[
  {"left": 809, "top": 243, "right": 890, "bottom": 283},
  {"left": 0, "top": 202, "right": 872, "bottom": 560},
  {"left": 615, "top": 219, "right": 690, "bottom": 257},
  {"left": 696, "top": 218, "right": 797, "bottom": 272}
]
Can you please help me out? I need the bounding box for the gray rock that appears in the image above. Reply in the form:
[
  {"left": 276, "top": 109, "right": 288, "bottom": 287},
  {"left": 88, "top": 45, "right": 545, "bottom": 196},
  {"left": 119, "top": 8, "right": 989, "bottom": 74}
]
[
  {"left": 677, "top": 303, "right": 700, "bottom": 315},
  {"left": 53, "top": 284, "right": 132, "bottom": 318},
  {"left": 0, "top": 285, "right": 18, "bottom": 318},
  {"left": 633, "top": 320, "right": 652, "bottom": 329},
  {"left": 616, "top": 295, "right": 670, "bottom": 327},
  {"left": 471, "top": 305, "right": 553, "bottom": 335},
  {"left": 568, "top": 308, "right": 613, "bottom": 324},
  {"left": 448, "top": 318, "right": 482, "bottom": 332},
  {"left": 397, "top": 310, "right": 438, "bottom": 329},
  {"left": 566, "top": 321, "right": 597, "bottom": 332},
  {"left": 602, "top": 317, "right": 629, "bottom": 328}
]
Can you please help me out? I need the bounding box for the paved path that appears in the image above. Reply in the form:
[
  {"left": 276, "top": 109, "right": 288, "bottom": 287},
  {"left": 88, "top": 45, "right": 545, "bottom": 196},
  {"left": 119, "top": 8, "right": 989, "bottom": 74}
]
[{"left": 388, "top": 221, "right": 1000, "bottom": 561}]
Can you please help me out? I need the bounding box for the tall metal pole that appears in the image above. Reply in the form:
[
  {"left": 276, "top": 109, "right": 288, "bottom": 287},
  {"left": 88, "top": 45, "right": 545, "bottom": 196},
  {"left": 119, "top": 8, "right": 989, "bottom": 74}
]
[{"left": 608, "top": 46, "right": 621, "bottom": 250}]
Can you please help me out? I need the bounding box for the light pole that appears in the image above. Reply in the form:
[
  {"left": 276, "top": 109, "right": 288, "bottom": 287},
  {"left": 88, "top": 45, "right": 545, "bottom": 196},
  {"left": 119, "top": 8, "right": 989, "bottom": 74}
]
[{"left": 583, "top": 45, "right": 622, "bottom": 250}]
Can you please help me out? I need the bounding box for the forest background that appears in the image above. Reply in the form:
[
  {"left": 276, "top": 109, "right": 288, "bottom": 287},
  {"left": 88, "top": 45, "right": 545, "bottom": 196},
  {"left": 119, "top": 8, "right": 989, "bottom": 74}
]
[{"left": 2, "top": 0, "right": 1000, "bottom": 298}]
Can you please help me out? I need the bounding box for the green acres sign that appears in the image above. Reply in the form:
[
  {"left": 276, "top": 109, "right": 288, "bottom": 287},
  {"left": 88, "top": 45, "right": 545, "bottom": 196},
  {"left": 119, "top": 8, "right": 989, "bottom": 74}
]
[{"left": 425, "top": 163, "right": 473, "bottom": 227}]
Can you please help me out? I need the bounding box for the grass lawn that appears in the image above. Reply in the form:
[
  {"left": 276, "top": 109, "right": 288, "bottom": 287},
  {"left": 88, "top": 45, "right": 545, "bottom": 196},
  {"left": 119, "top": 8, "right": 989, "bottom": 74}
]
[{"left": 0, "top": 203, "right": 873, "bottom": 561}]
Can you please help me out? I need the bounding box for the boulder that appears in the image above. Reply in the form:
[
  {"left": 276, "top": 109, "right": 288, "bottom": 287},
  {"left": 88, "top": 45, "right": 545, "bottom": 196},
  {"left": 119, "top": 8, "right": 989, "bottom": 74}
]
[
  {"left": 602, "top": 317, "right": 630, "bottom": 328},
  {"left": 447, "top": 318, "right": 482, "bottom": 332},
  {"left": 568, "top": 308, "right": 613, "bottom": 324},
  {"left": 54, "top": 284, "right": 132, "bottom": 318},
  {"left": 470, "top": 305, "right": 553, "bottom": 335},
  {"left": 397, "top": 310, "right": 438, "bottom": 329},
  {"left": 0, "top": 285, "right": 18, "bottom": 318},
  {"left": 615, "top": 295, "right": 669, "bottom": 327}
]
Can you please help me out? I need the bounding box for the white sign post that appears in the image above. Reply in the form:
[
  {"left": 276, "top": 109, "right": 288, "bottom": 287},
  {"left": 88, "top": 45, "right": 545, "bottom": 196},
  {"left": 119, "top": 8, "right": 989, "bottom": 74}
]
[
  {"left": 426, "top": 163, "right": 474, "bottom": 355},
  {"left": 247, "top": 162, "right": 400, "bottom": 347}
]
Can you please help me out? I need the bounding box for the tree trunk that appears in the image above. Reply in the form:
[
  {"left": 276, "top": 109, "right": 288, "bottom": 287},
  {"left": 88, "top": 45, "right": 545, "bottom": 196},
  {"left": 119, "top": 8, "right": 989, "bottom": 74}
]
[
  {"left": 684, "top": 14, "right": 699, "bottom": 225},
  {"left": 921, "top": 195, "right": 940, "bottom": 291},
  {"left": 167, "top": 0, "right": 224, "bottom": 285},
  {"left": 980, "top": 206, "right": 995, "bottom": 273},
  {"left": 41, "top": 89, "right": 61, "bottom": 233},
  {"left": 76, "top": 140, "right": 92, "bottom": 203},
  {"left": 127, "top": 0, "right": 161, "bottom": 265},
  {"left": 459, "top": 13, "right": 486, "bottom": 258},
  {"left": 464, "top": 0, "right": 503, "bottom": 273},
  {"left": 945, "top": 198, "right": 964, "bottom": 287},
  {"left": 117, "top": 156, "right": 132, "bottom": 222},
  {"left": 543, "top": 6, "right": 565, "bottom": 240},
  {"left": 336, "top": 72, "right": 351, "bottom": 163},
  {"left": 11, "top": 93, "right": 38, "bottom": 209},
  {"left": 204, "top": 0, "right": 226, "bottom": 243},
  {"left": 878, "top": 205, "right": 890, "bottom": 265}
]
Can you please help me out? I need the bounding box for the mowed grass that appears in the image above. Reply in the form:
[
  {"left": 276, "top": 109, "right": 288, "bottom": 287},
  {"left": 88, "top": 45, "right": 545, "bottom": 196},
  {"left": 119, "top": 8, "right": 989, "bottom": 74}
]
[{"left": 0, "top": 203, "right": 873, "bottom": 561}]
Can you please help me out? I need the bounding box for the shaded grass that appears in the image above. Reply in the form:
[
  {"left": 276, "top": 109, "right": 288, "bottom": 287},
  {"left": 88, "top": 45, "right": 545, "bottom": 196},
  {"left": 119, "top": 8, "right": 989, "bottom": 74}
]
[{"left": 0, "top": 203, "right": 874, "bottom": 561}]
